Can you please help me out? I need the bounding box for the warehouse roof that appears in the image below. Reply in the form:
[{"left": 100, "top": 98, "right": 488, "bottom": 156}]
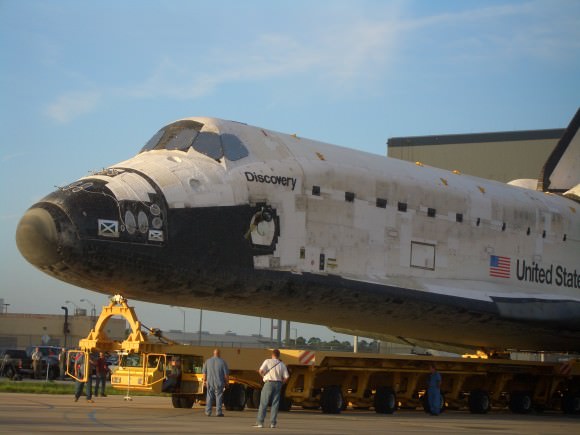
[{"left": 388, "top": 128, "right": 564, "bottom": 148}]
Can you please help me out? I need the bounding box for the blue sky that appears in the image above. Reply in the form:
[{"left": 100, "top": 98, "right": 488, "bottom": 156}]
[{"left": 1, "top": 0, "right": 579, "bottom": 340}]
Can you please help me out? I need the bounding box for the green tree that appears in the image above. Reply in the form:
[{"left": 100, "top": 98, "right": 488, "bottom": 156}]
[
  {"left": 296, "top": 336, "right": 307, "bottom": 346},
  {"left": 307, "top": 337, "right": 322, "bottom": 347}
]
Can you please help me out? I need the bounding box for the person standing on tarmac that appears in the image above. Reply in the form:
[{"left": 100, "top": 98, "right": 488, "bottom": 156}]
[
  {"left": 31, "top": 347, "right": 42, "bottom": 379},
  {"left": 58, "top": 347, "right": 66, "bottom": 380},
  {"left": 428, "top": 364, "right": 442, "bottom": 415},
  {"left": 94, "top": 352, "right": 109, "bottom": 397},
  {"left": 253, "top": 349, "right": 290, "bottom": 429},
  {"left": 73, "top": 353, "right": 94, "bottom": 403},
  {"left": 202, "top": 349, "right": 229, "bottom": 417}
]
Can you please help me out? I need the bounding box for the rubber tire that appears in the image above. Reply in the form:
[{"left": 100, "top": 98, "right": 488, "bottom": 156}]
[
  {"left": 320, "top": 386, "right": 344, "bottom": 414},
  {"left": 246, "top": 387, "right": 261, "bottom": 409},
  {"left": 279, "top": 386, "right": 293, "bottom": 413},
  {"left": 279, "top": 397, "right": 293, "bottom": 412},
  {"left": 508, "top": 392, "right": 532, "bottom": 414},
  {"left": 468, "top": 389, "right": 490, "bottom": 414},
  {"left": 422, "top": 390, "right": 445, "bottom": 414},
  {"left": 561, "top": 393, "right": 580, "bottom": 414},
  {"left": 180, "top": 396, "right": 195, "bottom": 408},
  {"left": 4, "top": 366, "right": 15, "bottom": 379},
  {"left": 224, "top": 383, "right": 246, "bottom": 411},
  {"left": 374, "top": 386, "right": 397, "bottom": 414},
  {"left": 171, "top": 394, "right": 182, "bottom": 408}
]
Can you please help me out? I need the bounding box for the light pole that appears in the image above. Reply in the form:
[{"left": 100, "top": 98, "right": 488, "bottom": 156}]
[
  {"left": 198, "top": 309, "right": 203, "bottom": 345},
  {"left": 61, "top": 306, "right": 69, "bottom": 349},
  {"left": 80, "top": 298, "right": 97, "bottom": 327},
  {"left": 171, "top": 306, "right": 186, "bottom": 332},
  {"left": 291, "top": 328, "right": 298, "bottom": 347},
  {"left": 80, "top": 298, "right": 96, "bottom": 317},
  {"left": 65, "top": 300, "right": 80, "bottom": 315}
]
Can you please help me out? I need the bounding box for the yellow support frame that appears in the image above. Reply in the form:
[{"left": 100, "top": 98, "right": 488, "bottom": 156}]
[{"left": 78, "top": 295, "right": 147, "bottom": 353}]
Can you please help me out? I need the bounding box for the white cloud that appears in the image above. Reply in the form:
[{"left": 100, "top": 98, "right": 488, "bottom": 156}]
[
  {"left": 43, "top": 1, "right": 580, "bottom": 117},
  {"left": 403, "top": 0, "right": 580, "bottom": 63},
  {"left": 45, "top": 90, "right": 101, "bottom": 123},
  {"left": 124, "top": 1, "right": 579, "bottom": 101},
  {"left": 1, "top": 151, "right": 30, "bottom": 163},
  {"left": 122, "top": 11, "right": 403, "bottom": 101}
]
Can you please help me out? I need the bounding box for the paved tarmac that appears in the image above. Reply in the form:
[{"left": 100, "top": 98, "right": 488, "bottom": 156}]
[{"left": 0, "top": 393, "right": 578, "bottom": 434}]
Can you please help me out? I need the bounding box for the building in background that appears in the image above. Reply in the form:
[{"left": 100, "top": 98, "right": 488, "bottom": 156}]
[
  {"left": 0, "top": 311, "right": 126, "bottom": 349},
  {"left": 387, "top": 128, "right": 564, "bottom": 183}
]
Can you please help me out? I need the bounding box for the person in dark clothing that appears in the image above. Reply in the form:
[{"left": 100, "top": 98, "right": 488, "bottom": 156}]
[
  {"left": 428, "top": 364, "right": 442, "bottom": 415},
  {"left": 74, "top": 352, "right": 93, "bottom": 403},
  {"left": 94, "top": 352, "right": 109, "bottom": 397}
]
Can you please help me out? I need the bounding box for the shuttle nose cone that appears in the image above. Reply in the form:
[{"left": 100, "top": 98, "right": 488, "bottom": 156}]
[{"left": 16, "top": 208, "right": 60, "bottom": 267}]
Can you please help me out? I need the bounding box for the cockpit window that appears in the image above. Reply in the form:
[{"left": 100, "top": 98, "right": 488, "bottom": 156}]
[
  {"left": 140, "top": 120, "right": 203, "bottom": 153},
  {"left": 140, "top": 120, "right": 249, "bottom": 161},
  {"left": 192, "top": 132, "right": 223, "bottom": 160},
  {"left": 142, "top": 129, "right": 165, "bottom": 152},
  {"left": 167, "top": 129, "right": 198, "bottom": 151},
  {"left": 221, "top": 133, "right": 249, "bottom": 160}
]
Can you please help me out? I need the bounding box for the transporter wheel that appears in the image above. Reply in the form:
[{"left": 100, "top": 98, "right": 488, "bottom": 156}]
[
  {"left": 374, "top": 386, "right": 397, "bottom": 414},
  {"left": 562, "top": 393, "right": 580, "bottom": 414},
  {"left": 277, "top": 384, "right": 292, "bottom": 412},
  {"left": 320, "top": 386, "right": 344, "bottom": 414},
  {"left": 508, "top": 392, "right": 532, "bottom": 414},
  {"left": 246, "top": 387, "right": 261, "bottom": 409},
  {"left": 468, "top": 389, "right": 490, "bottom": 414},
  {"left": 171, "top": 394, "right": 182, "bottom": 408},
  {"left": 224, "top": 383, "right": 246, "bottom": 411},
  {"left": 180, "top": 396, "right": 195, "bottom": 409},
  {"left": 279, "top": 389, "right": 293, "bottom": 412}
]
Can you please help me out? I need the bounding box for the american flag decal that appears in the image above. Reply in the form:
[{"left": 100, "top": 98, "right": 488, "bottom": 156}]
[{"left": 489, "top": 255, "right": 511, "bottom": 278}]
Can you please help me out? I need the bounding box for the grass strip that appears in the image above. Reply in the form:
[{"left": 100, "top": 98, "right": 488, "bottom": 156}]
[{"left": 0, "top": 380, "right": 168, "bottom": 396}]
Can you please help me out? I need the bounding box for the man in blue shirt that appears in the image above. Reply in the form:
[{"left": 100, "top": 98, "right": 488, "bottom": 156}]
[
  {"left": 428, "top": 364, "right": 442, "bottom": 415},
  {"left": 202, "top": 349, "right": 229, "bottom": 417}
]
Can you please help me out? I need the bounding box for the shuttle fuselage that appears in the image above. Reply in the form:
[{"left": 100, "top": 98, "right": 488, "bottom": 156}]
[{"left": 16, "top": 116, "right": 580, "bottom": 352}]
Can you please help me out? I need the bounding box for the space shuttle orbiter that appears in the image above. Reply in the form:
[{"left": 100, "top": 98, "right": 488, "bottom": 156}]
[{"left": 16, "top": 109, "right": 580, "bottom": 353}]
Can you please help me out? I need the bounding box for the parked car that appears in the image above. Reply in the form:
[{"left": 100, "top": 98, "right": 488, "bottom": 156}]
[
  {"left": 0, "top": 349, "right": 32, "bottom": 379},
  {"left": 106, "top": 353, "right": 120, "bottom": 379},
  {"left": 26, "top": 346, "right": 62, "bottom": 380}
]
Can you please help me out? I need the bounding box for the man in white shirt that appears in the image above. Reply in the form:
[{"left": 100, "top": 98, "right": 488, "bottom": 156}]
[{"left": 253, "top": 349, "right": 289, "bottom": 429}]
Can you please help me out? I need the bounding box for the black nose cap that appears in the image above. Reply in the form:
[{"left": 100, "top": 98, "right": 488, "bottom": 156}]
[{"left": 16, "top": 208, "right": 60, "bottom": 267}]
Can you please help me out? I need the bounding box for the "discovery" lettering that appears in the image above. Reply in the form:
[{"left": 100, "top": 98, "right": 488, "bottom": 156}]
[{"left": 245, "top": 172, "right": 297, "bottom": 191}]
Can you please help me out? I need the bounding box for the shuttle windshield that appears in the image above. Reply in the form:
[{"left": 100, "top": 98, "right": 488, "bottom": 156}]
[{"left": 140, "top": 120, "right": 248, "bottom": 161}]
